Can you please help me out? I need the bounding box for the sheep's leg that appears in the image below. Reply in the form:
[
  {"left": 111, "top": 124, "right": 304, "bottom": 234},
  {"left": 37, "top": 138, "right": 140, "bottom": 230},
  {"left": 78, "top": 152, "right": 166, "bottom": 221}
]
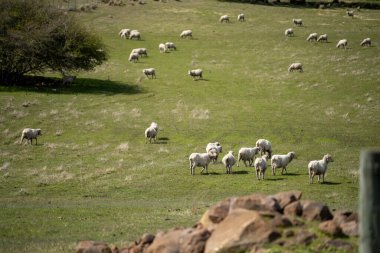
[
  {"left": 317, "top": 175, "right": 321, "bottom": 183},
  {"left": 243, "top": 160, "right": 248, "bottom": 167},
  {"left": 262, "top": 171, "right": 265, "bottom": 180},
  {"left": 35, "top": 138, "right": 37, "bottom": 145},
  {"left": 322, "top": 173, "right": 325, "bottom": 183},
  {"left": 272, "top": 165, "right": 276, "bottom": 176},
  {"left": 256, "top": 170, "right": 259, "bottom": 180}
]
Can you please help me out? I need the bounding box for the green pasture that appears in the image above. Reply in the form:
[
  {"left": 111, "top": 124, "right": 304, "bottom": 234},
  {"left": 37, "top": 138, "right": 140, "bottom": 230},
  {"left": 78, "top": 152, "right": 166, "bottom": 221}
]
[{"left": 1, "top": 0, "right": 379, "bottom": 252}]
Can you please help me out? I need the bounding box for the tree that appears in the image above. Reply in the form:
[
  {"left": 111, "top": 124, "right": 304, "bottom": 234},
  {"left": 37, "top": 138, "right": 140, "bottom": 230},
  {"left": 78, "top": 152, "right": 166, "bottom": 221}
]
[{"left": 0, "top": 0, "right": 107, "bottom": 83}]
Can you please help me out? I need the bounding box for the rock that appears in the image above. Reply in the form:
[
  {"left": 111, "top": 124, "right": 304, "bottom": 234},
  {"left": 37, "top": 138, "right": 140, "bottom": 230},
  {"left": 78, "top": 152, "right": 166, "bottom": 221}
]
[
  {"left": 319, "top": 239, "right": 354, "bottom": 251},
  {"left": 180, "top": 228, "right": 211, "bottom": 253},
  {"left": 207, "top": 198, "right": 232, "bottom": 224},
  {"left": 272, "top": 214, "right": 292, "bottom": 228},
  {"left": 284, "top": 230, "right": 294, "bottom": 237},
  {"left": 283, "top": 201, "right": 302, "bottom": 217},
  {"left": 295, "top": 230, "right": 317, "bottom": 245},
  {"left": 231, "top": 194, "right": 281, "bottom": 213},
  {"left": 319, "top": 220, "right": 342, "bottom": 237},
  {"left": 341, "top": 221, "right": 359, "bottom": 237},
  {"left": 271, "top": 191, "right": 302, "bottom": 211},
  {"left": 301, "top": 200, "right": 333, "bottom": 221},
  {"left": 122, "top": 233, "right": 155, "bottom": 253},
  {"left": 76, "top": 241, "right": 112, "bottom": 253}
]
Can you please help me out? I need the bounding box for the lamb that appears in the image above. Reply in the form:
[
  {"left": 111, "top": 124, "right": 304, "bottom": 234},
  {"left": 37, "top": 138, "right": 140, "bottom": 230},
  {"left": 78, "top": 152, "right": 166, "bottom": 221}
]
[
  {"left": 293, "top": 18, "right": 303, "bottom": 26},
  {"left": 254, "top": 155, "right": 268, "bottom": 180},
  {"left": 237, "top": 147, "right": 260, "bottom": 167},
  {"left": 159, "top": 43, "right": 167, "bottom": 53},
  {"left": 129, "top": 30, "right": 141, "bottom": 40},
  {"left": 308, "top": 154, "right": 334, "bottom": 184},
  {"left": 143, "top": 68, "right": 156, "bottom": 79},
  {"left": 220, "top": 15, "right": 230, "bottom": 23},
  {"left": 222, "top": 151, "right": 236, "bottom": 174},
  {"left": 145, "top": 125, "right": 157, "bottom": 144},
  {"left": 306, "top": 33, "right": 318, "bottom": 42},
  {"left": 255, "top": 139, "right": 272, "bottom": 158},
  {"left": 180, "top": 30, "right": 192, "bottom": 38},
  {"left": 189, "top": 150, "right": 218, "bottom": 175},
  {"left": 206, "top": 142, "right": 223, "bottom": 163},
  {"left": 285, "top": 28, "right": 294, "bottom": 37},
  {"left": 336, "top": 39, "right": 348, "bottom": 49},
  {"left": 119, "top": 28, "right": 131, "bottom": 39},
  {"left": 20, "top": 128, "right": 42, "bottom": 145},
  {"left": 165, "top": 42, "right": 176, "bottom": 50},
  {"left": 288, "top": 62, "right": 303, "bottom": 72},
  {"left": 62, "top": 75, "right": 76, "bottom": 86},
  {"left": 317, "top": 34, "right": 328, "bottom": 42},
  {"left": 129, "top": 52, "right": 139, "bottom": 62},
  {"left": 346, "top": 10, "right": 354, "bottom": 18},
  {"left": 131, "top": 48, "right": 148, "bottom": 57},
  {"left": 360, "top": 38, "right": 371, "bottom": 47},
  {"left": 271, "top": 152, "right": 296, "bottom": 175},
  {"left": 237, "top": 13, "right": 245, "bottom": 22},
  {"left": 188, "top": 69, "right": 203, "bottom": 80}
]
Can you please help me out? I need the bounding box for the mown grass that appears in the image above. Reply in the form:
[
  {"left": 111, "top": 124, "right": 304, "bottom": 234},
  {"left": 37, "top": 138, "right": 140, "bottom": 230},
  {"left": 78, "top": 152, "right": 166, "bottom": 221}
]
[{"left": 0, "top": 0, "right": 379, "bottom": 252}]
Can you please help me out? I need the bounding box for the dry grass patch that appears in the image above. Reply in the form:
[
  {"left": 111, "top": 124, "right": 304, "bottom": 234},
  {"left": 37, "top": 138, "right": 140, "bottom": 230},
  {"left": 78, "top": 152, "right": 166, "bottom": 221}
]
[{"left": 190, "top": 108, "right": 209, "bottom": 120}]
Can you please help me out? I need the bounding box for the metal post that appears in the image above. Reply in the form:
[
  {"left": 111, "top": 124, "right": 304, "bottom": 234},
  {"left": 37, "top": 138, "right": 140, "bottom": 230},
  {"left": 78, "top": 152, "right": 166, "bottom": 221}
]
[{"left": 360, "top": 150, "right": 380, "bottom": 253}]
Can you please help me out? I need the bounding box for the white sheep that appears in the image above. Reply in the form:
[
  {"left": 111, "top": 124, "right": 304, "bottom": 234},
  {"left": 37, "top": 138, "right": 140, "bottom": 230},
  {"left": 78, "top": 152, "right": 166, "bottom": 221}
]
[
  {"left": 237, "top": 13, "right": 245, "bottom": 22},
  {"left": 222, "top": 151, "right": 236, "bottom": 174},
  {"left": 254, "top": 155, "right": 268, "bottom": 180},
  {"left": 220, "top": 15, "right": 230, "bottom": 23},
  {"left": 165, "top": 42, "right": 177, "bottom": 50},
  {"left": 306, "top": 33, "right": 318, "bottom": 42},
  {"left": 150, "top": 122, "right": 158, "bottom": 132},
  {"left": 360, "top": 38, "right": 371, "bottom": 47},
  {"left": 308, "top": 154, "right": 334, "bottom": 184},
  {"left": 237, "top": 147, "right": 260, "bottom": 167},
  {"left": 288, "top": 62, "right": 303, "bottom": 72},
  {"left": 285, "top": 28, "right": 294, "bottom": 37},
  {"left": 255, "top": 139, "right": 272, "bottom": 158},
  {"left": 346, "top": 10, "right": 354, "bottom": 18},
  {"left": 131, "top": 48, "right": 148, "bottom": 57},
  {"left": 129, "top": 52, "right": 139, "bottom": 62},
  {"left": 271, "top": 152, "right": 296, "bottom": 176},
  {"left": 293, "top": 18, "right": 303, "bottom": 26},
  {"left": 188, "top": 69, "right": 203, "bottom": 80},
  {"left": 180, "top": 30, "right": 192, "bottom": 38},
  {"left": 119, "top": 28, "right": 131, "bottom": 39},
  {"left": 62, "top": 75, "right": 76, "bottom": 86},
  {"left": 317, "top": 34, "right": 328, "bottom": 42},
  {"left": 145, "top": 125, "right": 157, "bottom": 144},
  {"left": 189, "top": 150, "right": 217, "bottom": 175},
  {"left": 206, "top": 142, "right": 223, "bottom": 163},
  {"left": 159, "top": 43, "right": 168, "bottom": 53},
  {"left": 20, "top": 128, "right": 42, "bottom": 145},
  {"left": 143, "top": 68, "right": 156, "bottom": 79},
  {"left": 336, "top": 39, "right": 348, "bottom": 49},
  {"left": 129, "top": 30, "right": 141, "bottom": 40}
]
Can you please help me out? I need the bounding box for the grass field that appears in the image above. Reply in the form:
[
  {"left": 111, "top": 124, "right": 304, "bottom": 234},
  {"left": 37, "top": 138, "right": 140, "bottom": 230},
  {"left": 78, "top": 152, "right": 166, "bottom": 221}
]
[{"left": 0, "top": 0, "right": 379, "bottom": 252}]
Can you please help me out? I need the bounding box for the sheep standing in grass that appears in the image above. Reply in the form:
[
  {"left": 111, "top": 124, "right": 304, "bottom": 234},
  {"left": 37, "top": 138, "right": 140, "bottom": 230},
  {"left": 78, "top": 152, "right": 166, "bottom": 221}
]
[
  {"left": 129, "top": 52, "right": 139, "bottom": 62},
  {"left": 143, "top": 68, "right": 156, "bottom": 79},
  {"left": 255, "top": 139, "right": 272, "bottom": 158},
  {"left": 129, "top": 30, "right": 141, "bottom": 40},
  {"left": 206, "top": 142, "right": 223, "bottom": 163},
  {"left": 288, "top": 63, "right": 303, "bottom": 72},
  {"left": 306, "top": 33, "right": 318, "bottom": 42},
  {"left": 271, "top": 152, "right": 296, "bottom": 175},
  {"left": 180, "top": 30, "right": 192, "bottom": 38},
  {"left": 317, "top": 34, "right": 328, "bottom": 42},
  {"left": 254, "top": 155, "right": 268, "bottom": 180},
  {"left": 132, "top": 48, "right": 148, "bottom": 57},
  {"left": 346, "top": 10, "right": 354, "bottom": 18},
  {"left": 237, "top": 13, "right": 245, "bottom": 22},
  {"left": 145, "top": 125, "right": 157, "bottom": 144},
  {"left": 237, "top": 147, "right": 260, "bottom": 167},
  {"left": 165, "top": 42, "right": 176, "bottom": 50},
  {"left": 159, "top": 43, "right": 167, "bottom": 53},
  {"left": 20, "top": 128, "right": 42, "bottom": 145},
  {"left": 360, "top": 38, "right": 371, "bottom": 47},
  {"left": 308, "top": 154, "right": 334, "bottom": 183},
  {"left": 222, "top": 151, "right": 236, "bottom": 174},
  {"left": 220, "top": 15, "right": 230, "bottom": 23},
  {"left": 119, "top": 28, "right": 131, "bottom": 39},
  {"left": 188, "top": 69, "right": 203, "bottom": 80},
  {"left": 293, "top": 18, "right": 303, "bottom": 26},
  {"left": 62, "top": 75, "right": 76, "bottom": 86},
  {"left": 189, "top": 150, "right": 218, "bottom": 175},
  {"left": 285, "top": 28, "right": 294, "bottom": 37},
  {"left": 336, "top": 39, "right": 348, "bottom": 49}
]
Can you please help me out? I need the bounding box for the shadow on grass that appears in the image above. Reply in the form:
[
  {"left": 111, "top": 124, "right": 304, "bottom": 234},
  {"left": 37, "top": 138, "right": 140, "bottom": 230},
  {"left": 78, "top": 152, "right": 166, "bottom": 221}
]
[
  {"left": 233, "top": 170, "right": 250, "bottom": 175},
  {"left": 320, "top": 181, "right": 341, "bottom": 185},
  {"left": 282, "top": 172, "right": 301, "bottom": 176},
  {"left": 155, "top": 137, "right": 170, "bottom": 144},
  {"left": 264, "top": 177, "right": 286, "bottom": 181}
]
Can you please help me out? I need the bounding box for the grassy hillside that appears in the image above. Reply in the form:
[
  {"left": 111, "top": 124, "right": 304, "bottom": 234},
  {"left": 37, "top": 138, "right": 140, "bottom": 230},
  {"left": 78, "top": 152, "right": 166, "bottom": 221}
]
[{"left": 0, "top": 0, "right": 379, "bottom": 252}]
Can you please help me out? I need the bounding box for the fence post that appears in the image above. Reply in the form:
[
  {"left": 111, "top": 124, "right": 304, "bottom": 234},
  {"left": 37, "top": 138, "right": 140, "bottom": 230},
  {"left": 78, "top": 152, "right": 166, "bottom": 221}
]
[{"left": 360, "top": 150, "right": 380, "bottom": 253}]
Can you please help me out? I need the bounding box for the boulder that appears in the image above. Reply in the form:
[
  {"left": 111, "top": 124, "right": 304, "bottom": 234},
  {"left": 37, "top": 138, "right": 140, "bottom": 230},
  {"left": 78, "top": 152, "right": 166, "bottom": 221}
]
[
  {"left": 271, "top": 191, "right": 302, "bottom": 211},
  {"left": 283, "top": 201, "right": 302, "bottom": 217},
  {"left": 231, "top": 194, "right": 281, "bottom": 213},
  {"left": 341, "top": 221, "right": 359, "bottom": 237},
  {"left": 301, "top": 200, "right": 333, "bottom": 221},
  {"left": 318, "top": 220, "right": 342, "bottom": 237},
  {"left": 76, "top": 241, "right": 112, "bottom": 253}
]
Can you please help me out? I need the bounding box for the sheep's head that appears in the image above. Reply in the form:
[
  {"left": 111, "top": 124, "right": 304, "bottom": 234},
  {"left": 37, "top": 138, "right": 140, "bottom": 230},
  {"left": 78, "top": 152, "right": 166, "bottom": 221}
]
[
  {"left": 37, "top": 129, "right": 42, "bottom": 136},
  {"left": 262, "top": 154, "right": 269, "bottom": 161},
  {"left": 208, "top": 148, "right": 218, "bottom": 159},
  {"left": 324, "top": 154, "right": 333, "bottom": 163},
  {"left": 289, "top": 152, "right": 296, "bottom": 160}
]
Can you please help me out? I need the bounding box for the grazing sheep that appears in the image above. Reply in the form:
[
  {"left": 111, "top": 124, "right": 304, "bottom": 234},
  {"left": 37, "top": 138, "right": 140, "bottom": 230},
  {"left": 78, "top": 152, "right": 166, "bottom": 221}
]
[
  {"left": 254, "top": 155, "right": 268, "bottom": 180},
  {"left": 237, "top": 13, "right": 245, "bottom": 22},
  {"left": 360, "top": 38, "right": 371, "bottom": 47},
  {"left": 20, "top": 128, "right": 42, "bottom": 145},
  {"left": 188, "top": 69, "right": 203, "bottom": 80},
  {"left": 206, "top": 142, "right": 223, "bottom": 163},
  {"left": 129, "top": 52, "right": 139, "bottom": 62},
  {"left": 237, "top": 147, "right": 260, "bottom": 167},
  {"left": 129, "top": 30, "right": 141, "bottom": 40},
  {"left": 159, "top": 43, "right": 167, "bottom": 53},
  {"left": 119, "top": 28, "right": 131, "bottom": 39},
  {"left": 346, "top": 10, "right": 354, "bottom": 18},
  {"left": 293, "top": 18, "right": 303, "bottom": 26},
  {"left": 143, "top": 68, "right": 156, "bottom": 79},
  {"left": 288, "top": 62, "right": 303, "bottom": 72},
  {"left": 271, "top": 152, "right": 296, "bottom": 176},
  {"left": 189, "top": 150, "right": 218, "bottom": 175},
  {"left": 317, "top": 34, "right": 328, "bottom": 42},
  {"left": 131, "top": 48, "right": 148, "bottom": 57},
  {"left": 285, "top": 28, "right": 294, "bottom": 37},
  {"left": 220, "top": 15, "right": 230, "bottom": 23},
  {"left": 336, "top": 39, "right": 348, "bottom": 49},
  {"left": 306, "top": 33, "right": 318, "bottom": 42},
  {"left": 255, "top": 139, "right": 272, "bottom": 158},
  {"left": 165, "top": 42, "right": 177, "bottom": 50},
  {"left": 62, "top": 75, "right": 76, "bottom": 86},
  {"left": 222, "top": 151, "right": 236, "bottom": 174},
  {"left": 180, "top": 30, "right": 193, "bottom": 38},
  {"left": 145, "top": 125, "right": 157, "bottom": 144},
  {"left": 308, "top": 154, "right": 334, "bottom": 184}
]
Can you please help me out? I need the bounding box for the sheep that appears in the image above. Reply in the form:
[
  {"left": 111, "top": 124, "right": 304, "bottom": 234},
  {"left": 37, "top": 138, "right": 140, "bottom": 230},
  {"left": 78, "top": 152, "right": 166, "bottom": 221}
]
[
  {"left": 189, "top": 150, "right": 218, "bottom": 175},
  {"left": 306, "top": 33, "right": 318, "bottom": 42},
  {"left": 145, "top": 125, "right": 157, "bottom": 144},
  {"left": 271, "top": 152, "right": 296, "bottom": 176},
  {"left": 222, "top": 151, "right": 236, "bottom": 174},
  {"left": 237, "top": 13, "right": 245, "bottom": 22},
  {"left": 165, "top": 42, "right": 176, "bottom": 51},
  {"left": 317, "top": 34, "right": 328, "bottom": 42},
  {"left": 180, "top": 30, "right": 192, "bottom": 38},
  {"left": 336, "top": 39, "right": 348, "bottom": 49},
  {"left": 119, "top": 28, "right": 131, "bottom": 39},
  {"left": 220, "top": 15, "right": 230, "bottom": 23},
  {"left": 150, "top": 122, "right": 158, "bottom": 132},
  {"left": 308, "top": 154, "right": 334, "bottom": 184},
  {"left": 143, "top": 68, "right": 156, "bottom": 79},
  {"left": 188, "top": 69, "right": 203, "bottom": 80},
  {"left": 254, "top": 155, "right": 268, "bottom": 180},
  {"left": 285, "top": 28, "right": 294, "bottom": 37},
  {"left": 129, "top": 52, "right": 139, "bottom": 62},
  {"left": 131, "top": 48, "right": 148, "bottom": 57},
  {"left": 346, "top": 10, "right": 354, "bottom": 18},
  {"left": 293, "top": 18, "right": 303, "bottom": 26},
  {"left": 288, "top": 62, "right": 303, "bottom": 72},
  {"left": 129, "top": 30, "right": 141, "bottom": 40},
  {"left": 62, "top": 75, "right": 76, "bottom": 86},
  {"left": 159, "top": 43, "right": 167, "bottom": 53},
  {"left": 237, "top": 147, "right": 260, "bottom": 167},
  {"left": 255, "top": 139, "right": 272, "bottom": 158},
  {"left": 206, "top": 142, "right": 223, "bottom": 163},
  {"left": 20, "top": 128, "right": 42, "bottom": 145},
  {"left": 360, "top": 38, "right": 371, "bottom": 47}
]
